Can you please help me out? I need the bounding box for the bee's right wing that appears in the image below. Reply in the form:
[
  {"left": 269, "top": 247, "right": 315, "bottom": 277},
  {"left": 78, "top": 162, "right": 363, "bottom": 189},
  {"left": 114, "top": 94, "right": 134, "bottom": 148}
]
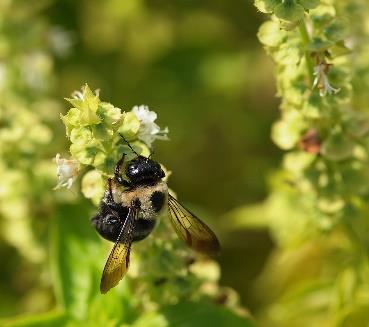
[
  {"left": 100, "top": 206, "right": 139, "bottom": 294},
  {"left": 168, "top": 194, "right": 220, "bottom": 256}
]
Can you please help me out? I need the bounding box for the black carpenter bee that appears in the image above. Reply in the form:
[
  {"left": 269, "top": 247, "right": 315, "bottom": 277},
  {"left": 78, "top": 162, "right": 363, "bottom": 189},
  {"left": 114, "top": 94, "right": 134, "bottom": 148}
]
[{"left": 91, "top": 136, "right": 220, "bottom": 294}]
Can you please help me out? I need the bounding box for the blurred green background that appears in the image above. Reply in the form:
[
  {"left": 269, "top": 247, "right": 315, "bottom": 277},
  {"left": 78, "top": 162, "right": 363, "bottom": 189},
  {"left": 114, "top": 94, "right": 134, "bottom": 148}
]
[{"left": 0, "top": 0, "right": 281, "bottom": 324}]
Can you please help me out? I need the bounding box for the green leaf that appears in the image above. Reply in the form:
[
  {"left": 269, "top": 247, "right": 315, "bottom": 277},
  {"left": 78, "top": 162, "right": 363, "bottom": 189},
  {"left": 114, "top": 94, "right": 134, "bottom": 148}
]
[
  {"left": 131, "top": 302, "right": 255, "bottom": 327},
  {"left": 50, "top": 203, "right": 100, "bottom": 319},
  {"left": 0, "top": 310, "right": 67, "bottom": 327},
  {"left": 130, "top": 312, "right": 168, "bottom": 327},
  {"left": 50, "top": 202, "right": 132, "bottom": 323},
  {"left": 274, "top": 0, "right": 305, "bottom": 23}
]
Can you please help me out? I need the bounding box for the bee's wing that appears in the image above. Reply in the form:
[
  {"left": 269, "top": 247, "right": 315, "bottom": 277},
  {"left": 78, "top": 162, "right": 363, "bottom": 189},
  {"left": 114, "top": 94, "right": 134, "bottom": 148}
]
[
  {"left": 100, "top": 206, "right": 139, "bottom": 294},
  {"left": 167, "top": 194, "right": 220, "bottom": 255}
]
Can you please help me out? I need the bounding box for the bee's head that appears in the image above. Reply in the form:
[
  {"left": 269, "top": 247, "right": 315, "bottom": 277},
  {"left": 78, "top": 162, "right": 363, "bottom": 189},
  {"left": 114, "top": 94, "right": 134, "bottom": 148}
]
[{"left": 126, "top": 155, "right": 165, "bottom": 185}]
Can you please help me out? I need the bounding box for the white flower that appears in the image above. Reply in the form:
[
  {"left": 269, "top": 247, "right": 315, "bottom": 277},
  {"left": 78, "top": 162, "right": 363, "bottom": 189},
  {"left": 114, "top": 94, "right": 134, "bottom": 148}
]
[
  {"left": 71, "top": 85, "right": 100, "bottom": 101},
  {"left": 71, "top": 90, "right": 84, "bottom": 100},
  {"left": 313, "top": 62, "right": 341, "bottom": 97},
  {"left": 131, "top": 105, "right": 169, "bottom": 147},
  {"left": 53, "top": 154, "right": 80, "bottom": 190}
]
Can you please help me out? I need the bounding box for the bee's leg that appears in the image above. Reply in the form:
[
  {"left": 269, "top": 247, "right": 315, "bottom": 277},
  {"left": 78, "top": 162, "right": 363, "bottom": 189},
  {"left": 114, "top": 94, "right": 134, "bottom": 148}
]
[
  {"left": 114, "top": 153, "right": 131, "bottom": 187},
  {"left": 105, "top": 178, "right": 122, "bottom": 211}
]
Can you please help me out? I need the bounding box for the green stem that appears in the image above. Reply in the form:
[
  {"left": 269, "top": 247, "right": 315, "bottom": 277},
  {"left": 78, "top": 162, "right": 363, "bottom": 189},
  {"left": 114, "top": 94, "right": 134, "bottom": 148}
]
[{"left": 299, "top": 20, "right": 314, "bottom": 86}]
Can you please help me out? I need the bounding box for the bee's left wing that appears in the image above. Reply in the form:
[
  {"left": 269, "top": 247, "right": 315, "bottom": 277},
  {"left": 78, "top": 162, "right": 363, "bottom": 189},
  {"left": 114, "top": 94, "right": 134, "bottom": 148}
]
[
  {"left": 168, "top": 194, "right": 220, "bottom": 256},
  {"left": 100, "top": 206, "right": 138, "bottom": 294}
]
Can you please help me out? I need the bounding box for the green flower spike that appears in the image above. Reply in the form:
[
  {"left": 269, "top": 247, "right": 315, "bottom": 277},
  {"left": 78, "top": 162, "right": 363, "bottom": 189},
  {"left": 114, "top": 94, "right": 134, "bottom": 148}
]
[{"left": 58, "top": 84, "right": 169, "bottom": 204}]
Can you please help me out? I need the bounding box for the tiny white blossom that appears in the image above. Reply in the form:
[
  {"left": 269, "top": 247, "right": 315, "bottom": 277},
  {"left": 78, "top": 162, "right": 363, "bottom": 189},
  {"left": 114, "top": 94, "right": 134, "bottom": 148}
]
[
  {"left": 313, "top": 62, "right": 340, "bottom": 97},
  {"left": 71, "top": 90, "right": 84, "bottom": 100},
  {"left": 71, "top": 86, "right": 100, "bottom": 100},
  {"left": 53, "top": 153, "right": 80, "bottom": 190},
  {"left": 131, "top": 105, "right": 169, "bottom": 147}
]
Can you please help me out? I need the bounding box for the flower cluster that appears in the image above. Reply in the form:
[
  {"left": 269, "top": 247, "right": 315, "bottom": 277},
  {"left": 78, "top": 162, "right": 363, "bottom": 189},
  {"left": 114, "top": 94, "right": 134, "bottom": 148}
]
[
  {"left": 255, "top": 0, "right": 320, "bottom": 28},
  {"left": 58, "top": 84, "right": 169, "bottom": 201},
  {"left": 249, "top": 0, "right": 369, "bottom": 325},
  {"left": 0, "top": 1, "right": 61, "bottom": 265},
  {"left": 257, "top": 1, "right": 369, "bottom": 212}
]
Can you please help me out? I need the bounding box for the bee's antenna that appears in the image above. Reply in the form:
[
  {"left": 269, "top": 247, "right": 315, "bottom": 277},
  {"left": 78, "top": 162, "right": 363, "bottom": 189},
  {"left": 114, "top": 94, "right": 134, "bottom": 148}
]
[
  {"left": 119, "top": 133, "right": 139, "bottom": 156},
  {"left": 148, "top": 148, "right": 155, "bottom": 159}
]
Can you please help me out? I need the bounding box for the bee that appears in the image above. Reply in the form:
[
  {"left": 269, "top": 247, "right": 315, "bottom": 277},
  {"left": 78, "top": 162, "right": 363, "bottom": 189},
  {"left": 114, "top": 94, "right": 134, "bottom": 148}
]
[{"left": 91, "top": 137, "right": 220, "bottom": 294}]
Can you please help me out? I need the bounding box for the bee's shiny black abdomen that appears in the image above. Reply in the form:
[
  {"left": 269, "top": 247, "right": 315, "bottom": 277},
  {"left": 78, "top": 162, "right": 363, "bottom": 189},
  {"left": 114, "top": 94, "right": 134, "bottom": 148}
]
[
  {"left": 91, "top": 200, "right": 158, "bottom": 243},
  {"left": 91, "top": 201, "right": 127, "bottom": 243},
  {"left": 132, "top": 219, "right": 156, "bottom": 241}
]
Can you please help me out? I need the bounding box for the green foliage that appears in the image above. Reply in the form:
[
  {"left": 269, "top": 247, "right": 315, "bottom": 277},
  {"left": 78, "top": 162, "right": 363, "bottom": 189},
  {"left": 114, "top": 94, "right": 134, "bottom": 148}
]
[
  {"left": 255, "top": 0, "right": 320, "bottom": 29},
  {"left": 130, "top": 302, "right": 255, "bottom": 327},
  {"left": 0, "top": 0, "right": 60, "bottom": 265},
  {"left": 255, "top": 0, "right": 320, "bottom": 15},
  {"left": 249, "top": 0, "right": 369, "bottom": 324},
  {"left": 0, "top": 310, "right": 67, "bottom": 327},
  {"left": 1, "top": 1, "right": 259, "bottom": 326},
  {"left": 49, "top": 202, "right": 135, "bottom": 325},
  {"left": 2, "top": 78, "right": 252, "bottom": 325},
  {"left": 6, "top": 0, "right": 369, "bottom": 325}
]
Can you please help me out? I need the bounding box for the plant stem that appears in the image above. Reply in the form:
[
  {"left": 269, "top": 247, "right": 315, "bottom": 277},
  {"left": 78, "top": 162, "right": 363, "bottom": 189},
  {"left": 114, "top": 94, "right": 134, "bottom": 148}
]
[{"left": 299, "top": 20, "right": 315, "bottom": 86}]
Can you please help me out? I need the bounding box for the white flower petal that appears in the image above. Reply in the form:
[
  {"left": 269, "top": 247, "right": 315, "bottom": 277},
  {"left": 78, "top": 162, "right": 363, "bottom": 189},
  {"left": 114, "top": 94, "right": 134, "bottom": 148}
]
[
  {"left": 53, "top": 153, "right": 80, "bottom": 190},
  {"left": 312, "top": 63, "right": 340, "bottom": 97},
  {"left": 131, "top": 105, "right": 169, "bottom": 148}
]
